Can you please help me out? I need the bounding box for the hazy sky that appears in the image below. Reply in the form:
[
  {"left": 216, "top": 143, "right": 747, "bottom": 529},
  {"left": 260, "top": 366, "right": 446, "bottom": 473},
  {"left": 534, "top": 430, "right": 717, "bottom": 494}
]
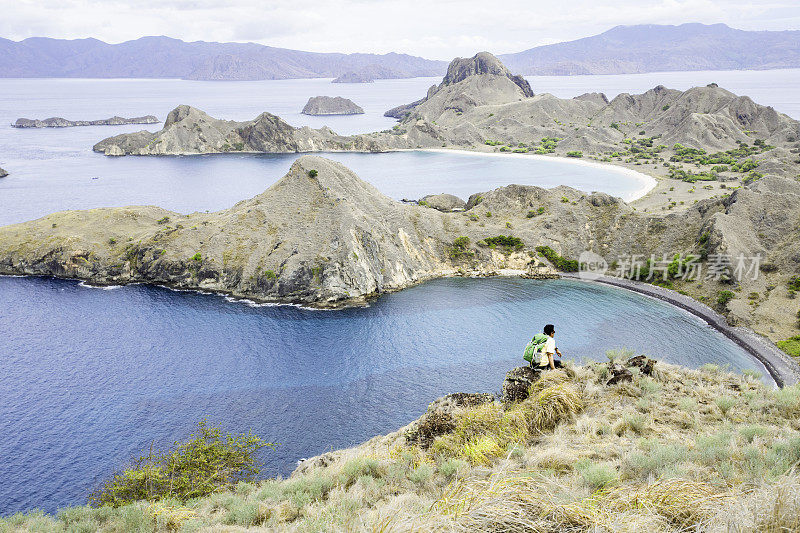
[{"left": 2, "top": 0, "right": 799, "bottom": 59}]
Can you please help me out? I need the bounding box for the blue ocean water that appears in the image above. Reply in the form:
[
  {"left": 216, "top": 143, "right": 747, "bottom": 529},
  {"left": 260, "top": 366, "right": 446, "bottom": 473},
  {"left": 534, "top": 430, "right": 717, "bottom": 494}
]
[
  {"left": 0, "top": 70, "right": 794, "bottom": 515},
  {"left": 0, "top": 276, "right": 767, "bottom": 515}
]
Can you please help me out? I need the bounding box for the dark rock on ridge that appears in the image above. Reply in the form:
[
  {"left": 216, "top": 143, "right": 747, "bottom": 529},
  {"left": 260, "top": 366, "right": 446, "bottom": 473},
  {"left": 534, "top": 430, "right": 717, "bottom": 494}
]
[
  {"left": 13, "top": 116, "right": 159, "bottom": 128},
  {"left": 502, "top": 366, "right": 541, "bottom": 402},
  {"left": 301, "top": 96, "right": 365, "bottom": 116}
]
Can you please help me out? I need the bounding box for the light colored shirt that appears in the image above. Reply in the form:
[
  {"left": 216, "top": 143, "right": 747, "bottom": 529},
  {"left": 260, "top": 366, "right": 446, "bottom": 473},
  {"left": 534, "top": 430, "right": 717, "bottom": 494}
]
[{"left": 539, "top": 336, "right": 556, "bottom": 367}]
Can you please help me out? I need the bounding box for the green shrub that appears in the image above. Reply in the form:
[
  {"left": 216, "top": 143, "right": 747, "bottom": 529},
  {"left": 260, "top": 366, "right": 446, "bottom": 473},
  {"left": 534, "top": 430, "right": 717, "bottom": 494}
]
[
  {"left": 264, "top": 269, "right": 277, "bottom": 280},
  {"left": 156, "top": 216, "right": 170, "bottom": 225},
  {"left": 449, "top": 236, "right": 474, "bottom": 259},
  {"left": 308, "top": 169, "right": 318, "bottom": 178},
  {"left": 739, "top": 425, "right": 769, "bottom": 443},
  {"left": 715, "top": 396, "right": 737, "bottom": 416},
  {"left": 191, "top": 253, "right": 202, "bottom": 262},
  {"left": 566, "top": 151, "right": 583, "bottom": 158},
  {"left": 340, "top": 457, "right": 383, "bottom": 486},
  {"left": 536, "top": 245, "right": 579, "bottom": 272},
  {"left": 481, "top": 235, "right": 523, "bottom": 250},
  {"left": 408, "top": 463, "right": 434, "bottom": 485},
  {"left": 717, "top": 290, "right": 735, "bottom": 306},
  {"left": 777, "top": 336, "right": 800, "bottom": 357},
  {"left": 439, "top": 458, "right": 468, "bottom": 479},
  {"left": 89, "top": 420, "right": 274, "bottom": 507},
  {"left": 575, "top": 459, "right": 618, "bottom": 492}
]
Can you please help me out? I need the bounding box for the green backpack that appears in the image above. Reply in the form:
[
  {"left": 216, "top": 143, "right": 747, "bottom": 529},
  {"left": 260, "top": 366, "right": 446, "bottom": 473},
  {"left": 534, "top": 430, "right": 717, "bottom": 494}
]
[{"left": 523, "top": 333, "right": 549, "bottom": 364}]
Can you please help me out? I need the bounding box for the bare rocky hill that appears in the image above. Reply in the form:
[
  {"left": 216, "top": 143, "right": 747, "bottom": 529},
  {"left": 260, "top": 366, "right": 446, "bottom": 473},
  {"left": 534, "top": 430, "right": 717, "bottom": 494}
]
[
  {"left": 93, "top": 105, "right": 386, "bottom": 155},
  {"left": 0, "top": 156, "right": 553, "bottom": 307}
]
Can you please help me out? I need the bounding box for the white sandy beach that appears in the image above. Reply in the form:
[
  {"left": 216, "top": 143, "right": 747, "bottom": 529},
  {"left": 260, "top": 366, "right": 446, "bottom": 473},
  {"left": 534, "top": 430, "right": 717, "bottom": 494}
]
[{"left": 420, "top": 148, "right": 659, "bottom": 202}]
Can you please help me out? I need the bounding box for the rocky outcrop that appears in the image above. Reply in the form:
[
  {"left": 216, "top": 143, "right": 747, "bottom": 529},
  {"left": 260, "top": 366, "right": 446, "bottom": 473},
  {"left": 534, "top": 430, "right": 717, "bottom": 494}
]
[
  {"left": 0, "top": 167, "right": 7, "bottom": 178},
  {"left": 419, "top": 193, "right": 466, "bottom": 212},
  {"left": 501, "top": 366, "right": 540, "bottom": 402},
  {"left": 441, "top": 52, "right": 534, "bottom": 97},
  {"left": 405, "top": 393, "right": 495, "bottom": 448},
  {"left": 301, "top": 96, "right": 365, "bottom": 115},
  {"left": 13, "top": 116, "right": 158, "bottom": 128},
  {"left": 383, "top": 52, "right": 533, "bottom": 123}
]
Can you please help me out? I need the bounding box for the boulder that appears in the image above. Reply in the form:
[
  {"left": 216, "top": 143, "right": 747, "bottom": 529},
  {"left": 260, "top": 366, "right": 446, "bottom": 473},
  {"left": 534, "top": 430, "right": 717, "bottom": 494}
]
[
  {"left": 301, "top": 96, "right": 364, "bottom": 116},
  {"left": 627, "top": 355, "right": 656, "bottom": 376},
  {"left": 0, "top": 167, "right": 7, "bottom": 178},
  {"left": 419, "top": 193, "right": 466, "bottom": 212},
  {"left": 502, "top": 366, "right": 541, "bottom": 402},
  {"left": 406, "top": 392, "right": 494, "bottom": 449},
  {"left": 606, "top": 363, "right": 633, "bottom": 386}
]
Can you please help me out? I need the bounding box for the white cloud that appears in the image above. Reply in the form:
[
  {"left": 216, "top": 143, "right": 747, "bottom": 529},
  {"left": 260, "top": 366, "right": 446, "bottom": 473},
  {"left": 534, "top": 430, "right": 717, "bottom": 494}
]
[{"left": 1, "top": 0, "right": 798, "bottom": 59}]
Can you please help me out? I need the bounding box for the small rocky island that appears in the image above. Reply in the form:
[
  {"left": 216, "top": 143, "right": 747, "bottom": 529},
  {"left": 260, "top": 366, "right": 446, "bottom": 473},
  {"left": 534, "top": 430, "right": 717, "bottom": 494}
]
[
  {"left": 13, "top": 115, "right": 159, "bottom": 128},
  {"left": 332, "top": 71, "right": 374, "bottom": 83},
  {"left": 301, "top": 96, "right": 365, "bottom": 116},
  {"left": 0, "top": 167, "right": 7, "bottom": 178}
]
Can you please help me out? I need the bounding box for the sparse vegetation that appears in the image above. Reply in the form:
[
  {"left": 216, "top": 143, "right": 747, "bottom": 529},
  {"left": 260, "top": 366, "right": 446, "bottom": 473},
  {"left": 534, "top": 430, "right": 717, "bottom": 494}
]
[
  {"left": 536, "top": 245, "right": 579, "bottom": 271},
  {"left": 307, "top": 169, "right": 318, "bottom": 178},
  {"left": 9, "top": 361, "right": 800, "bottom": 532},
  {"left": 89, "top": 420, "right": 274, "bottom": 507},
  {"left": 566, "top": 150, "right": 583, "bottom": 158},
  {"left": 717, "top": 290, "right": 735, "bottom": 307},
  {"left": 448, "top": 236, "right": 474, "bottom": 259},
  {"left": 479, "top": 235, "right": 523, "bottom": 250},
  {"left": 777, "top": 335, "right": 800, "bottom": 358}
]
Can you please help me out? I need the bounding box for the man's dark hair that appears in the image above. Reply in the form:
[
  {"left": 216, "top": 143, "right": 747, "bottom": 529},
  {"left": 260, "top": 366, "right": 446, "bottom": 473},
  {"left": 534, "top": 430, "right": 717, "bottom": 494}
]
[{"left": 544, "top": 324, "right": 555, "bottom": 335}]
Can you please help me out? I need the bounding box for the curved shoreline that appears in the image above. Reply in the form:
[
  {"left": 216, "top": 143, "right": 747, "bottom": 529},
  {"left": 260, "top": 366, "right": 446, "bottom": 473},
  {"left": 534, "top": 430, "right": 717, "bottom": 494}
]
[
  {"left": 563, "top": 273, "right": 800, "bottom": 388},
  {"left": 416, "top": 148, "right": 659, "bottom": 202}
]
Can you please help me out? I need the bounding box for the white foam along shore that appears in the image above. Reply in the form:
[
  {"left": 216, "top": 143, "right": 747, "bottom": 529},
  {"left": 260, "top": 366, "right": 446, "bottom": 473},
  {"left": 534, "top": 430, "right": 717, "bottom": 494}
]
[{"left": 419, "top": 148, "right": 658, "bottom": 202}]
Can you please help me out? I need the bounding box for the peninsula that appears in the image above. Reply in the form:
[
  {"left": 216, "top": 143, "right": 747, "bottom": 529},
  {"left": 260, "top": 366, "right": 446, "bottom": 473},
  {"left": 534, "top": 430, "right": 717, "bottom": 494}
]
[
  {"left": 301, "top": 96, "right": 364, "bottom": 116},
  {"left": 13, "top": 115, "right": 159, "bottom": 128},
  {"left": 8, "top": 52, "right": 800, "bottom": 357}
]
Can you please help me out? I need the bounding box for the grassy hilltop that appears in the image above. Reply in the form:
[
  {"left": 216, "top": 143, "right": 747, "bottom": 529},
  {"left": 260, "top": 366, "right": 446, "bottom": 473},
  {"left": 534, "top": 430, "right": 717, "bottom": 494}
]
[{"left": 3, "top": 354, "right": 799, "bottom": 532}]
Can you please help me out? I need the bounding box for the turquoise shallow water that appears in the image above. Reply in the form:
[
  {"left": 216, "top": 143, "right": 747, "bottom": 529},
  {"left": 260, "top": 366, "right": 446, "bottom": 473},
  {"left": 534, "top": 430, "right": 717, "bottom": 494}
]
[{"left": 0, "top": 276, "right": 766, "bottom": 515}]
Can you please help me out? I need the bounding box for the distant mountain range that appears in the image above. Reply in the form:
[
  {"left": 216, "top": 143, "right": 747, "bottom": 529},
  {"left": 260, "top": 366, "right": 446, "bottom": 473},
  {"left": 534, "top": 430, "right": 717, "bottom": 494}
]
[
  {"left": 499, "top": 23, "right": 800, "bottom": 75},
  {"left": 0, "top": 36, "right": 446, "bottom": 80},
  {"left": 1, "top": 23, "right": 798, "bottom": 81}
]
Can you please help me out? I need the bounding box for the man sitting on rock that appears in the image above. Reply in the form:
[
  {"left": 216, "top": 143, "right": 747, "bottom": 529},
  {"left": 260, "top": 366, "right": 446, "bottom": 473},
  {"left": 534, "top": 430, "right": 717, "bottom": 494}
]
[{"left": 539, "top": 324, "right": 563, "bottom": 370}]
